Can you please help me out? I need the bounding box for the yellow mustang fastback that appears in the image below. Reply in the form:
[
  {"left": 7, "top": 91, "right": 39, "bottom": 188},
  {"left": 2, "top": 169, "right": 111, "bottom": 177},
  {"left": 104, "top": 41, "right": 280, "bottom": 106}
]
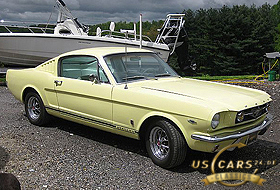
[{"left": 6, "top": 47, "right": 273, "bottom": 168}]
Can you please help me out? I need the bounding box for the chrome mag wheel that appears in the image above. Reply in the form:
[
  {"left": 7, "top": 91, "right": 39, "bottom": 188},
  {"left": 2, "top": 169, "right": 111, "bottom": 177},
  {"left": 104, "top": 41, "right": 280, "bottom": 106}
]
[
  {"left": 145, "top": 120, "right": 187, "bottom": 168},
  {"left": 25, "top": 92, "right": 50, "bottom": 126},
  {"left": 149, "top": 126, "right": 170, "bottom": 160},
  {"left": 27, "top": 96, "right": 41, "bottom": 120}
]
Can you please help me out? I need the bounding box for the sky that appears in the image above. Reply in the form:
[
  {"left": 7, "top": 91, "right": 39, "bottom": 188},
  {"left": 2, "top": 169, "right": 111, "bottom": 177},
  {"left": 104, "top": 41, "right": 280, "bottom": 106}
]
[{"left": 0, "top": 0, "right": 279, "bottom": 25}]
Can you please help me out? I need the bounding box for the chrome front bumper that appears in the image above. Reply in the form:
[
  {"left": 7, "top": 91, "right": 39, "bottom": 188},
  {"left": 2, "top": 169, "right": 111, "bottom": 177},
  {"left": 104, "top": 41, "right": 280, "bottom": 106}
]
[{"left": 191, "top": 114, "right": 273, "bottom": 143}]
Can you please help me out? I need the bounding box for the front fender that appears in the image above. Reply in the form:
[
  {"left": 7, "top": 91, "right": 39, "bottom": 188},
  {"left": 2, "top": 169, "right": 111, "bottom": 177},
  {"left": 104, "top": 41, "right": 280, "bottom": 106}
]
[{"left": 137, "top": 111, "right": 209, "bottom": 145}]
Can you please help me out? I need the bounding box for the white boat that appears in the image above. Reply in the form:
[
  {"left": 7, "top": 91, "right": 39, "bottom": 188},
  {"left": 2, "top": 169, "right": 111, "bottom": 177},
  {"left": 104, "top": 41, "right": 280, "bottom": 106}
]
[{"left": 0, "top": 0, "right": 186, "bottom": 67}]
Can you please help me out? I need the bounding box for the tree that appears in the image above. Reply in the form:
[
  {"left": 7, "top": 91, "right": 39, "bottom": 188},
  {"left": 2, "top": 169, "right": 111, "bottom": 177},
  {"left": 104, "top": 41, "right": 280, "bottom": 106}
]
[
  {"left": 181, "top": 3, "right": 278, "bottom": 76},
  {"left": 88, "top": 2, "right": 279, "bottom": 76}
]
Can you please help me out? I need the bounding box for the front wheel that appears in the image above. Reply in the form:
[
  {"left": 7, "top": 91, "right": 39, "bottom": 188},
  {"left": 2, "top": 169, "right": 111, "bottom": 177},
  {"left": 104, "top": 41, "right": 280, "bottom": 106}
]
[
  {"left": 25, "top": 92, "right": 50, "bottom": 126},
  {"left": 145, "top": 119, "right": 187, "bottom": 169}
]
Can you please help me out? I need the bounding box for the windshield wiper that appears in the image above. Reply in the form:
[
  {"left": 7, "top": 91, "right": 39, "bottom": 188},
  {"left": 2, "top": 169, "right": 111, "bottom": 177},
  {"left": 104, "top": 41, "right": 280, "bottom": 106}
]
[
  {"left": 155, "top": 73, "right": 171, "bottom": 77},
  {"left": 123, "top": 76, "right": 147, "bottom": 81}
]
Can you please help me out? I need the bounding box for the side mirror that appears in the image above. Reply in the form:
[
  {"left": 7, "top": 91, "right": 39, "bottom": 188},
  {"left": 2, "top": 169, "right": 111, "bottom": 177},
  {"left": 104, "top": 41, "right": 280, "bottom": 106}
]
[{"left": 89, "top": 74, "right": 100, "bottom": 84}]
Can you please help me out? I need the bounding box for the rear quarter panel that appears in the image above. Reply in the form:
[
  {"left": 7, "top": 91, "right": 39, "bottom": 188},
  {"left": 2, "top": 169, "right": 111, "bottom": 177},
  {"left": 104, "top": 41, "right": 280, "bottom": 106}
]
[{"left": 6, "top": 68, "right": 57, "bottom": 109}]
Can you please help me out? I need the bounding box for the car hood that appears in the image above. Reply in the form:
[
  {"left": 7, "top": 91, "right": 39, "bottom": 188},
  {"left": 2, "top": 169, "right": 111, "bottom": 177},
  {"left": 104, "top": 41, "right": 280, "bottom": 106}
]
[{"left": 139, "top": 78, "right": 271, "bottom": 111}]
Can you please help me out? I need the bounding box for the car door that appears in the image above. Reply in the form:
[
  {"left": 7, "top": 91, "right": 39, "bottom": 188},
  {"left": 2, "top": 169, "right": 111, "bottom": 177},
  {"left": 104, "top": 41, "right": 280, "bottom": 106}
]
[{"left": 54, "top": 55, "right": 113, "bottom": 128}]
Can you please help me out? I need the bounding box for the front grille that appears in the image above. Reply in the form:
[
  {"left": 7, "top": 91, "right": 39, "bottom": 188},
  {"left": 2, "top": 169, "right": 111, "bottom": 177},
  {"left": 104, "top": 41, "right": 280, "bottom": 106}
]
[{"left": 235, "top": 103, "right": 269, "bottom": 124}]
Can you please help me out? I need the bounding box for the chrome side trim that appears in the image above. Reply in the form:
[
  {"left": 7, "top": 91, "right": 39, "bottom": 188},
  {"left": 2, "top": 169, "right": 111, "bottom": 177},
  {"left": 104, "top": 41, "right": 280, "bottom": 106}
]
[
  {"left": 45, "top": 106, "right": 138, "bottom": 135},
  {"left": 191, "top": 114, "right": 273, "bottom": 143}
]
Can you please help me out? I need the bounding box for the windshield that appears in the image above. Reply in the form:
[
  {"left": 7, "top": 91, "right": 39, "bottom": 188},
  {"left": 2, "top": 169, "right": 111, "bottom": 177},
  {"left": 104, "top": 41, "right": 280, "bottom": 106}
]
[{"left": 104, "top": 52, "right": 178, "bottom": 83}]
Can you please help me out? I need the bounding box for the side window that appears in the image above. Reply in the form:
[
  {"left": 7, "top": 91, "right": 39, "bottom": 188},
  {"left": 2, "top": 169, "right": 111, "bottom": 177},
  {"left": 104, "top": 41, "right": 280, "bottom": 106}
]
[{"left": 60, "top": 56, "right": 109, "bottom": 83}]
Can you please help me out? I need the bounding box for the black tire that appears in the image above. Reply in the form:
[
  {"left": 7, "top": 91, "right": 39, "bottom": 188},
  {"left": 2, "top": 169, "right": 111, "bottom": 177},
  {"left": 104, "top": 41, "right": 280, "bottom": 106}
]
[
  {"left": 24, "top": 92, "right": 50, "bottom": 126},
  {"left": 145, "top": 119, "right": 187, "bottom": 169}
]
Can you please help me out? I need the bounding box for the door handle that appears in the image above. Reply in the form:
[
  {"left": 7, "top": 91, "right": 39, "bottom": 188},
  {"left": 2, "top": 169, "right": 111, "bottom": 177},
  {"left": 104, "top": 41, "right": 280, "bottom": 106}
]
[{"left": 54, "top": 80, "right": 63, "bottom": 86}]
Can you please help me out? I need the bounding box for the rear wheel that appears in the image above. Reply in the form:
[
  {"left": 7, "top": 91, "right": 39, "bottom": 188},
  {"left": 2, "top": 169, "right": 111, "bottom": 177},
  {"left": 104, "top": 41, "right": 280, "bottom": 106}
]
[
  {"left": 25, "top": 92, "right": 49, "bottom": 126},
  {"left": 145, "top": 119, "right": 187, "bottom": 168}
]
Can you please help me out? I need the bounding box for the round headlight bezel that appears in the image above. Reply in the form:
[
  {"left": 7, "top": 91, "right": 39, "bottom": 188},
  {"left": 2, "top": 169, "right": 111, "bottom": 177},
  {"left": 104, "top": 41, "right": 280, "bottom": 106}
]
[
  {"left": 211, "top": 113, "right": 220, "bottom": 129},
  {"left": 236, "top": 111, "right": 245, "bottom": 123}
]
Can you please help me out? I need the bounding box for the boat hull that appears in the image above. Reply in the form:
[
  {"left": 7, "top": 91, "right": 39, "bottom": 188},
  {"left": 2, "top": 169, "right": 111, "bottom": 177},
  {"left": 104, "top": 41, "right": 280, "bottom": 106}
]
[{"left": 0, "top": 34, "right": 170, "bottom": 67}]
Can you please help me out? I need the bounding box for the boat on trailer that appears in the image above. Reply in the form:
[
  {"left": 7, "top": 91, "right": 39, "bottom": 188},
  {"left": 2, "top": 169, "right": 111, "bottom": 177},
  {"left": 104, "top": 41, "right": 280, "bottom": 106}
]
[{"left": 0, "top": 0, "right": 186, "bottom": 67}]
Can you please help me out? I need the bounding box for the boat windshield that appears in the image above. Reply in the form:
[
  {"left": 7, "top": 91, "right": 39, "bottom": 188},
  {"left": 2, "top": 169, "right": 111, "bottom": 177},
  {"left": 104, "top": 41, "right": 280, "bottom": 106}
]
[{"left": 104, "top": 52, "right": 178, "bottom": 83}]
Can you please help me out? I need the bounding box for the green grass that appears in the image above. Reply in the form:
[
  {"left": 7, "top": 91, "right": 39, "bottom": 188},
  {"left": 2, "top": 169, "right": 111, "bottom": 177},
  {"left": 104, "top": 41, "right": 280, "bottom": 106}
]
[
  {"left": 187, "top": 75, "right": 261, "bottom": 81},
  {"left": 0, "top": 77, "right": 5, "bottom": 82},
  {"left": 0, "top": 75, "right": 260, "bottom": 82},
  {"left": 0, "top": 74, "right": 278, "bottom": 84}
]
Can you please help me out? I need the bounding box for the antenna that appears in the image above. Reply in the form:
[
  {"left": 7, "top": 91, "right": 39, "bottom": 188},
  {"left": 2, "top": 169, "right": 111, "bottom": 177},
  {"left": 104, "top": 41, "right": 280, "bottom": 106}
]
[
  {"left": 124, "top": 31, "right": 128, "bottom": 89},
  {"left": 139, "top": 14, "right": 142, "bottom": 49},
  {"left": 44, "top": 4, "right": 56, "bottom": 33}
]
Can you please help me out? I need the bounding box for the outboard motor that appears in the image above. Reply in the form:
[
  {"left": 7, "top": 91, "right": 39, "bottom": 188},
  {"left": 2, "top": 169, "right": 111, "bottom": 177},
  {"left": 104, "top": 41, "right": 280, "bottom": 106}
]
[{"left": 156, "top": 14, "right": 195, "bottom": 71}]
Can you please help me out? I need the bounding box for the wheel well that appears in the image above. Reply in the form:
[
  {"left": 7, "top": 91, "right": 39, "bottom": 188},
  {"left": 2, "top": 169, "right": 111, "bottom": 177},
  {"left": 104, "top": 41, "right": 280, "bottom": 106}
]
[
  {"left": 139, "top": 116, "right": 186, "bottom": 143},
  {"left": 22, "top": 87, "right": 38, "bottom": 103}
]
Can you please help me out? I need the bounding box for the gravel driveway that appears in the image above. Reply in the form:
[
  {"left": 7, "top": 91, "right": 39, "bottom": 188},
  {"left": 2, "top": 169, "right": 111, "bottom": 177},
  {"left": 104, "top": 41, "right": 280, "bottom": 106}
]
[{"left": 0, "top": 81, "right": 279, "bottom": 190}]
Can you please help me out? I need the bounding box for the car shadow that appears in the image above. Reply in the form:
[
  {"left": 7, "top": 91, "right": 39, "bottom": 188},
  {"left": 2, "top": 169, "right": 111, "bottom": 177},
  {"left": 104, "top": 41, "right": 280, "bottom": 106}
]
[
  {"left": 0, "top": 146, "right": 9, "bottom": 171},
  {"left": 47, "top": 117, "right": 148, "bottom": 157},
  {"left": 44, "top": 117, "right": 279, "bottom": 174}
]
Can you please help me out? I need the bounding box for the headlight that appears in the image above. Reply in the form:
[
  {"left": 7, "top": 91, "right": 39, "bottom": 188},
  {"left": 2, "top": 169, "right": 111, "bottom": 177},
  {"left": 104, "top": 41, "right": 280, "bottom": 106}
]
[
  {"left": 211, "top": 113, "right": 220, "bottom": 129},
  {"left": 236, "top": 111, "right": 245, "bottom": 123}
]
